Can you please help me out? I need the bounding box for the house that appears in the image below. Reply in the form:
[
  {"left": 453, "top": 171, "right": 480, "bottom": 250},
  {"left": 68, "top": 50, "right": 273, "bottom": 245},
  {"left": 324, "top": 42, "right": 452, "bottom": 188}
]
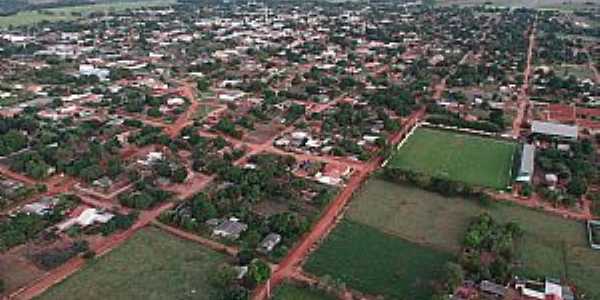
[
  {"left": 167, "top": 97, "right": 185, "bottom": 106},
  {"left": 79, "top": 64, "right": 110, "bottom": 80},
  {"left": 515, "top": 278, "right": 573, "bottom": 300},
  {"left": 545, "top": 173, "right": 558, "bottom": 186},
  {"left": 315, "top": 174, "right": 342, "bottom": 186},
  {"left": 93, "top": 177, "right": 113, "bottom": 190},
  {"left": 218, "top": 91, "right": 244, "bottom": 102},
  {"left": 0, "top": 178, "right": 24, "bottom": 197},
  {"left": 21, "top": 197, "right": 60, "bottom": 216},
  {"left": 531, "top": 121, "right": 578, "bottom": 140},
  {"left": 516, "top": 144, "right": 535, "bottom": 183},
  {"left": 291, "top": 131, "right": 309, "bottom": 140},
  {"left": 137, "top": 152, "right": 164, "bottom": 166},
  {"left": 480, "top": 280, "right": 506, "bottom": 298},
  {"left": 212, "top": 218, "right": 248, "bottom": 240},
  {"left": 57, "top": 208, "right": 114, "bottom": 231},
  {"left": 258, "top": 233, "right": 281, "bottom": 253}
]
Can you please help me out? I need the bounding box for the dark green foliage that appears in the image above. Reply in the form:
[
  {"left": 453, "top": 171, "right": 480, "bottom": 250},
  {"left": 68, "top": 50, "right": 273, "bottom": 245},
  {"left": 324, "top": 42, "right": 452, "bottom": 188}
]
[
  {"left": 99, "top": 212, "right": 138, "bottom": 236},
  {"left": 461, "top": 213, "right": 523, "bottom": 283}
]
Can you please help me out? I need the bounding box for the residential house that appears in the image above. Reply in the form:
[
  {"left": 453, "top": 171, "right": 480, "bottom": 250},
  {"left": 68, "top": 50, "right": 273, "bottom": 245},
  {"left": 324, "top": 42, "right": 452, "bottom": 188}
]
[{"left": 258, "top": 233, "right": 282, "bottom": 253}]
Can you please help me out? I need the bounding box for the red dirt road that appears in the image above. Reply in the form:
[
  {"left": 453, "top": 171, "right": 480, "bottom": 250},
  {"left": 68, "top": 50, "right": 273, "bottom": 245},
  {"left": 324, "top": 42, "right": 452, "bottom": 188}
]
[
  {"left": 165, "top": 83, "right": 199, "bottom": 138},
  {"left": 0, "top": 164, "right": 36, "bottom": 185},
  {"left": 512, "top": 19, "right": 537, "bottom": 138}
]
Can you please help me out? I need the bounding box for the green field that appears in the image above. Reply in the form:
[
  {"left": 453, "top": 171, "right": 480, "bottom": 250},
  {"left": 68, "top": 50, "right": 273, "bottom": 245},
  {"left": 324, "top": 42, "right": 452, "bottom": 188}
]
[
  {"left": 0, "top": 0, "right": 175, "bottom": 28},
  {"left": 38, "top": 226, "right": 227, "bottom": 300},
  {"left": 388, "top": 128, "right": 517, "bottom": 189},
  {"left": 304, "top": 220, "right": 453, "bottom": 300},
  {"left": 331, "top": 177, "right": 600, "bottom": 298},
  {"left": 552, "top": 64, "right": 595, "bottom": 80},
  {"left": 272, "top": 283, "right": 337, "bottom": 300}
]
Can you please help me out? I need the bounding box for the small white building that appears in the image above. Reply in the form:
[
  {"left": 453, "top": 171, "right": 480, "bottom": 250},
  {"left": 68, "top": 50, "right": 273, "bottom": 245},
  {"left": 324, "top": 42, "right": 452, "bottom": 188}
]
[
  {"left": 167, "top": 97, "right": 185, "bottom": 106},
  {"left": 57, "top": 208, "right": 114, "bottom": 231}
]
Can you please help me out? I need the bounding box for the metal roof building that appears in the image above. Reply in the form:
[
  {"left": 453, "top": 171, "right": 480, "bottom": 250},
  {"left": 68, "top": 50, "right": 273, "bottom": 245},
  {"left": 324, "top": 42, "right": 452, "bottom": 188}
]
[
  {"left": 531, "top": 121, "right": 578, "bottom": 140},
  {"left": 517, "top": 144, "right": 535, "bottom": 183}
]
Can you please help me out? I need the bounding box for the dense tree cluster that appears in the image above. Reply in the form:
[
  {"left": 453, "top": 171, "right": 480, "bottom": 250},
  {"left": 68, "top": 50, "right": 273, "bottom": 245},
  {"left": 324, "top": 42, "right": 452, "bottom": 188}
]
[
  {"left": 536, "top": 139, "right": 597, "bottom": 204},
  {"left": 460, "top": 213, "right": 523, "bottom": 283},
  {"left": 119, "top": 180, "right": 172, "bottom": 210},
  {"left": 0, "top": 194, "right": 79, "bottom": 251}
]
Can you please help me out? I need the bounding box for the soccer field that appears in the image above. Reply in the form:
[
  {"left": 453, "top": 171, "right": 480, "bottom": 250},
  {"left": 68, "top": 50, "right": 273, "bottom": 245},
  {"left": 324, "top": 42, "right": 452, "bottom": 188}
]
[{"left": 388, "top": 127, "right": 517, "bottom": 189}]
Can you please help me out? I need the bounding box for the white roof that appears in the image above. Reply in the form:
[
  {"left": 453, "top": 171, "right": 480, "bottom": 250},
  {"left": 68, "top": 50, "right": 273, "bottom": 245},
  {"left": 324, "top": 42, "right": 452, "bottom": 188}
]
[
  {"left": 545, "top": 280, "right": 562, "bottom": 297},
  {"left": 57, "top": 208, "right": 114, "bottom": 231},
  {"left": 77, "top": 208, "right": 114, "bottom": 227},
  {"left": 520, "top": 144, "right": 535, "bottom": 175},
  {"left": 532, "top": 121, "right": 578, "bottom": 139}
]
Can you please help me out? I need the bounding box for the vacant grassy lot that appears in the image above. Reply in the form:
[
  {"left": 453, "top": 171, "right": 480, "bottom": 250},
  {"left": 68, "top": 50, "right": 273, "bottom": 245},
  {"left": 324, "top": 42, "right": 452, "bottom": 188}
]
[
  {"left": 305, "top": 220, "right": 453, "bottom": 300},
  {"left": 272, "top": 283, "right": 337, "bottom": 300},
  {"left": 388, "top": 128, "right": 517, "bottom": 189},
  {"left": 0, "top": 0, "right": 174, "bottom": 27},
  {"left": 38, "top": 226, "right": 227, "bottom": 300},
  {"left": 194, "top": 104, "right": 216, "bottom": 121},
  {"left": 552, "top": 64, "right": 595, "bottom": 80},
  {"left": 342, "top": 177, "right": 600, "bottom": 298}
]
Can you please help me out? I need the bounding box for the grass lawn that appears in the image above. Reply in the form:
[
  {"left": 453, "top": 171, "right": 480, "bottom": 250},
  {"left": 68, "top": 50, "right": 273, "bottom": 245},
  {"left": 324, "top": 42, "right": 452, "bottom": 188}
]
[
  {"left": 304, "top": 220, "right": 453, "bottom": 300},
  {"left": 339, "top": 176, "right": 600, "bottom": 298},
  {"left": 388, "top": 127, "right": 517, "bottom": 189},
  {"left": 0, "top": 0, "right": 175, "bottom": 28},
  {"left": 272, "top": 283, "right": 337, "bottom": 300},
  {"left": 38, "top": 226, "right": 227, "bottom": 300},
  {"left": 552, "top": 64, "right": 595, "bottom": 80}
]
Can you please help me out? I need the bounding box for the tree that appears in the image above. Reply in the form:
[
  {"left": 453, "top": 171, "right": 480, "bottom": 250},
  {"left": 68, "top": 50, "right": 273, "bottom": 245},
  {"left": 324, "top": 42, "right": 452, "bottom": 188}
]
[
  {"left": 106, "top": 158, "right": 123, "bottom": 178},
  {"left": 147, "top": 107, "right": 162, "bottom": 118},
  {"left": 567, "top": 176, "right": 587, "bottom": 197},
  {"left": 191, "top": 194, "right": 217, "bottom": 222},
  {"left": 247, "top": 259, "right": 271, "bottom": 287},
  {"left": 80, "top": 165, "right": 103, "bottom": 182},
  {"left": 237, "top": 247, "right": 255, "bottom": 265},
  {"left": 197, "top": 79, "right": 210, "bottom": 91},
  {"left": 444, "top": 262, "right": 464, "bottom": 292},
  {"left": 210, "top": 264, "right": 237, "bottom": 289},
  {"left": 220, "top": 285, "right": 249, "bottom": 300},
  {"left": 242, "top": 230, "right": 261, "bottom": 248},
  {"left": 172, "top": 167, "right": 188, "bottom": 183}
]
